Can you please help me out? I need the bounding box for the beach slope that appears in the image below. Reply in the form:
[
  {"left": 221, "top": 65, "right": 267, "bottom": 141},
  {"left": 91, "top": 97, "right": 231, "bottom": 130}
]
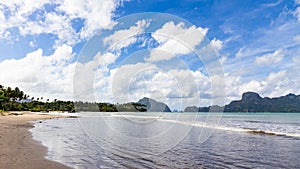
[{"left": 0, "top": 112, "right": 70, "bottom": 169}]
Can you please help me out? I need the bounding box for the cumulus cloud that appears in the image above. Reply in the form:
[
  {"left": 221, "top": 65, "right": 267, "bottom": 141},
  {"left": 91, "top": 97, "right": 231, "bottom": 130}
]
[
  {"left": 255, "top": 49, "right": 284, "bottom": 65},
  {"left": 106, "top": 61, "right": 223, "bottom": 109},
  {"left": 0, "top": 0, "right": 121, "bottom": 45},
  {"left": 210, "top": 38, "right": 223, "bottom": 53},
  {"left": 215, "top": 66, "right": 300, "bottom": 106},
  {"left": 73, "top": 51, "right": 119, "bottom": 101},
  {"left": 58, "top": 0, "right": 119, "bottom": 38},
  {"left": 0, "top": 44, "right": 121, "bottom": 102},
  {"left": 19, "top": 12, "right": 78, "bottom": 46},
  {"left": 146, "top": 21, "right": 208, "bottom": 62},
  {"left": 226, "top": 70, "right": 294, "bottom": 99},
  {"left": 0, "top": 44, "right": 75, "bottom": 100},
  {"left": 0, "top": 0, "right": 127, "bottom": 102}
]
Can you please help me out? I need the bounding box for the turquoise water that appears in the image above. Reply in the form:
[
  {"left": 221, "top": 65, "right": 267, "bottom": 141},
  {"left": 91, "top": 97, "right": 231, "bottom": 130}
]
[{"left": 31, "top": 112, "right": 300, "bottom": 168}]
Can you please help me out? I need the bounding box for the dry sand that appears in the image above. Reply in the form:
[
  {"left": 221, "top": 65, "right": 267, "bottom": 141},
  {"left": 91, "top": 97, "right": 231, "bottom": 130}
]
[{"left": 0, "top": 112, "right": 71, "bottom": 169}]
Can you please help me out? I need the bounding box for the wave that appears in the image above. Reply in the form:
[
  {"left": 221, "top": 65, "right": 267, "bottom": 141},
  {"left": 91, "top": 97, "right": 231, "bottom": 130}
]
[
  {"left": 77, "top": 112, "right": 300, "bottom": 138},
  {"left": 244, "top": 129, "right": 300, "bottom": 138},
  {"left": 111, "top": 114, "right": 163, "bottom": 119},
  {"left": 157, "top": 119, "right": 300, "bottom": 138}
]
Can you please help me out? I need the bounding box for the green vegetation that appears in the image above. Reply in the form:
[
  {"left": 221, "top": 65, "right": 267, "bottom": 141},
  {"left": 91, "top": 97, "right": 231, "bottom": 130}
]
[
  {"left": 116, "top": 103, "right": 147, "bottom": 112},
  {"left": 0, "top": 84, "right": 147, "bottom": 112},
  {"left": 0, "top": 85, "right": 75, "bottom": 112},
  {"left": 73, "top": 102, "right": 147, "bottom": 112}
]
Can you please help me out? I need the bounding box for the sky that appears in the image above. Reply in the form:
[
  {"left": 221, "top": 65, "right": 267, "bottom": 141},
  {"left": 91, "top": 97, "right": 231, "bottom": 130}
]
[{"left": 0, "top": 0, "right": 300, "bottom": 111}]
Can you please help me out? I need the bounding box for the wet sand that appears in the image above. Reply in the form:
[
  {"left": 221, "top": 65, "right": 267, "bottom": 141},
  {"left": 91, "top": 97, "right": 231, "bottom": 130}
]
[{"left": 0, "top": 112, "right": 71, "bottom": 169}]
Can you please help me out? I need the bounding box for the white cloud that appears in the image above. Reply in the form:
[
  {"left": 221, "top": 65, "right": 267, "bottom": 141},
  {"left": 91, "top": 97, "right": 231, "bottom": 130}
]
[
  {"left": 295, "top": 7, "right": 300, "bottom": 21},
  {"left": 146, "top": 21, "right": 208, "bottom": 62},
  {"left": 51, "top": 44, "right": 74, "bottom": 64},
  {"left": 73, "top": 51, "right": 119, "bottom": 101},
  {"left": 58, "top": 0, "right": 119, "bottom": 39},
  {"left": 219, "top": 56, "right": 227, "bottom": 64},
  {"left": 19, "top": 12, "right": 78, "bottom": 46},
  {"left": 213, "top": 67, "right": 300, "bottom": 106},
  {"left": 0, "top": 0, "right": 50, "bottom": 36},
  {"left": 0, "top": 43, "right": 120, "bottom": 102},
  {"left": 235, "top": 48, "right": 245, "bottom": 58},
  {"left": 293, "top": 35, "right": 300, "bottom": 42},
  {"left": 29, "top": 40, "right": 36, "bottom": 48},
  {"left": 0, "top": 0, "right": 121, "bottom": 45},
  {"left": 110, "top": 63, "right": 157, "bottom": 102},
  {"left": 255, "top": 49, "right": 284, "bottom": 65},
  {"left": 225, "top": 70, "right": 294, "bottom": 100},
  {"left": 97, "top": 52, "right": 118, "bottom": 66},
  {"left": 239, "top": 80, "right": 263, "bottom": 95},
  {"left": 1, "top": 31, "right": 11, "bottom": 39},
  {"left": 0, "top": 44, "right": 76, "bottom": 101},
  {"left": 103, "top": 19, "right": 150, "bottom": 51},
  {"left": 106, "top": 61, "right": 223, "bottom": 109},
  {"left": 210, "top": 38, "right": 223, "bottom": 53}
]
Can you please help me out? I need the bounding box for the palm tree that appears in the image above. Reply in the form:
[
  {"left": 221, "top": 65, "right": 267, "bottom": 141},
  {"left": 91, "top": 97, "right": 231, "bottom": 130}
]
[
  {"left": 19, "top": 91, "right": 24, "bottom": 100},
  {"left": 0, "top": 90, "right": 5, "bottom": 111},
  {"left": 7, "top": 87, "right": 12, "bottom": 98}
]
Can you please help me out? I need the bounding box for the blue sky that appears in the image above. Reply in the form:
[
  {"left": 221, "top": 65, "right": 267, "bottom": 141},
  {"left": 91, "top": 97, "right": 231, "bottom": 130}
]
[{"left": 0, "top": 0, "right": 300, "bottom": 110}]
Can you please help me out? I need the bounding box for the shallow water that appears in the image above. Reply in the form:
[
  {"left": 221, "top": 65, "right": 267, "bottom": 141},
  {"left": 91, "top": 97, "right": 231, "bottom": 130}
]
[{"left": 31, "top": 112, "right": 300, "bottom": 168}]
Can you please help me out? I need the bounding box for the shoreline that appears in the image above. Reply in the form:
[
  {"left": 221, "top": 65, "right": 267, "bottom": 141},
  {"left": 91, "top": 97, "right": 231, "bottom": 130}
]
[{"left": 0, "top": 112, "right": 71, "bottom": 169}]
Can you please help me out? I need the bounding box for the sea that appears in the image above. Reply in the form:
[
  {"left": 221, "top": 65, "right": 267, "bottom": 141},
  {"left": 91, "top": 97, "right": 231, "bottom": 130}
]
[{"left": 30, "top": 112, "right": 300, "bottom": 169}]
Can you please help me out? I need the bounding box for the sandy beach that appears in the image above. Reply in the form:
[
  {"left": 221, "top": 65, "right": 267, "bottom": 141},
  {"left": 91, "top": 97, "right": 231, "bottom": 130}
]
[{"left": 0, "top": 112, "right": 70, "bottom": 169}]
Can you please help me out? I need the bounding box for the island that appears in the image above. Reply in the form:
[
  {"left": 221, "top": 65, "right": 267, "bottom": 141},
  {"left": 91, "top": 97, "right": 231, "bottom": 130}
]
[{"left": 184, "top": 92, "right": 300, "bottom": 112}]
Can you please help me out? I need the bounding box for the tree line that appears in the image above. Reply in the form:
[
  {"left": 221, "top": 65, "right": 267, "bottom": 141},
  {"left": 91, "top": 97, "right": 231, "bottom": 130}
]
[{"left": 0, "top": 84, "right": 146, "bottom": 112}]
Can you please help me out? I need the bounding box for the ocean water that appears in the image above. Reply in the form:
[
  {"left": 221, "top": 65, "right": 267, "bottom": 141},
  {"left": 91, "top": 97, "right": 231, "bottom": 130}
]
[{"left": 31, "top": 112, "right": 300, "bottom": 168}]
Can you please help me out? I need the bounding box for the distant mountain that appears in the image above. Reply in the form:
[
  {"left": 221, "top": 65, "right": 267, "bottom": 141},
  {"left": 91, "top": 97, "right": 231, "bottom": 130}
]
[
  {"left": 137, "top": 97, "right": 171, "bottom": 112},
  {"left": 224, "top": 92, "right": 300, "bottom": 112},
  {"left": 184, "top": 105, "right": 221, "bottom": 112},
  {"left": 184, "top": 106, "right": 201, "bottom": 112},
  {"left": 184, "top": 92, "right": 300, "bottom": 113}
]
